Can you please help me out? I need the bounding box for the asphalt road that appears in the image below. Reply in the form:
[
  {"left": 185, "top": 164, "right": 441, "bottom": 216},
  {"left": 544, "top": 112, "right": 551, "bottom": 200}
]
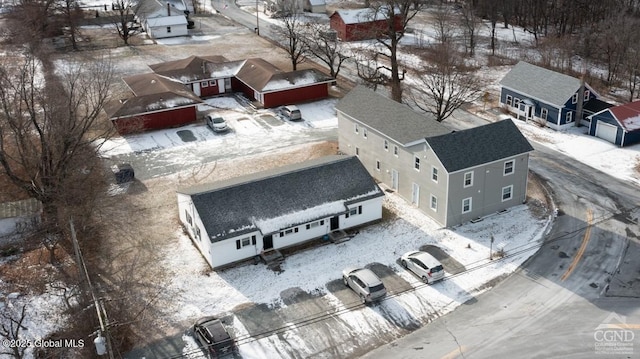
[{"left": 361, "top": 143, "right": 640, "bottom": 359}]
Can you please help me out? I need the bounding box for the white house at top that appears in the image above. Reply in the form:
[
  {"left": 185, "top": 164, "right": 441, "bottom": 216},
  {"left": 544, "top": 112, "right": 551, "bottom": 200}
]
[
  {"left": 137, "top": 0, "right": 189, "bottom": 39},
  {"left": 176, "top": 156, "right": 384, "bottom": 269}
]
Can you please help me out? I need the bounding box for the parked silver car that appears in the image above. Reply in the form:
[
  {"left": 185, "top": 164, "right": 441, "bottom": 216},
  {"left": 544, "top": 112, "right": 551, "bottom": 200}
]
[
  {"left": 342, "top": 267, "right": 387, "bottom": 304},
  {"left": 400, "top": 251, "right": 445, "bottom": 284},
  {"left": 279, "top": 105, "right": 302, "bottom": 121},
  {"left": 205, "top": 113, "right": 229, "bottom": 133}
]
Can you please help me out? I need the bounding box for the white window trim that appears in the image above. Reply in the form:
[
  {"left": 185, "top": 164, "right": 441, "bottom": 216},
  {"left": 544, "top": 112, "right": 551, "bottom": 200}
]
[
  {"left": 541, "top": 108, "right": 548, "bottom": 121},
  {"left": 431, "top": 166, "right": 438, "bottom": 183},
  {"left": 355, "top": 147, "right": 359, "bottom": 157},
  {"left": 462, "top": 197, "right": 472, "bottom": 214},
  {"left": 394, "top": 145, "right": 399, "bottom": 157},
  {"left": 566, "top": 111, "right": 573, "bottom": 123},
  {"left": 376, "top": 160, "right": 380, "bottom": 171},
  {"left": 430, "top": 194, "right": 437, "bottom": 212},
  {"left": 463, "top": 171, "right": 473, "bottom": 188},
  {"left": 504, "top": 160, "right": 515, "bottom": 176},
  {"left": 584, "top": 90, "right": 590, "bottom": 101},
  {"left": 354, "top": 123, "right": 359, "bottom": 134},
  {"left": 363, "top": 128, "right": 368, "bottom": 139},
  {"left": 502, "top": 185, "right": 513, "bottom": 202},
  {"left": 414, "top": 156, "right": 420, "bottom": 171},
  {"left": 506, "top": 95, "right": 512, "bottom": 107},
  {"left": 572, "top": 93, "right": 578, "bottom": 104},
  {"left": 201, "top": 81, "right": 209, "bottom": 88},
  {"left": 383, "top": 139, "right": 389, "bottom": 151}
]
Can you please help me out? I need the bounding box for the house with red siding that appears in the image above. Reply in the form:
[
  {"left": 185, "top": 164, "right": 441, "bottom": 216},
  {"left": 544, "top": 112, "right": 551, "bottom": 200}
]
[
  {"left": 104, "top": 73, "right": 202, "bottom": 134},
  {"left": 234, "top": 58, "right": 333, "bottom": 108},
  {"left": 329, "top": 7, "right": 403, "bottom": 41},
  {"left": 106, "top": 56, "right": 333, "bottom": 134}
]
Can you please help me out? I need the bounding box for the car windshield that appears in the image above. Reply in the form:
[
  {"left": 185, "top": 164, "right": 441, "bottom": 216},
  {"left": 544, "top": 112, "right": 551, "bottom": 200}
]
[
  {"left": 212, "top": 118, "right": 224, "bottom": 124},
  {"left": 369, "top": 284, "right": 385, "bottom": 292},
  {"left": 431, "top": 265, "right": 444, "bottom": 273}
]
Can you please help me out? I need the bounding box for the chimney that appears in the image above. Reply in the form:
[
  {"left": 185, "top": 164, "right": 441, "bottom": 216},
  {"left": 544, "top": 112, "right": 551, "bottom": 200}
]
[{"left": 167, "top": 2, "right": 171, "bottom": 16}]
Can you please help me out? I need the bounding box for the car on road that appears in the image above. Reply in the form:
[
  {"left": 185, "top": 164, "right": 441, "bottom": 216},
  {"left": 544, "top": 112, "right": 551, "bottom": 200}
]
[
  {"left": 279, "top": 105, "right": 302, "bottom": 121},
  {"left": 400, "top": 251, "right": 445, "bottom": 284},
  {"left": 193, "top": 316, "right": 236, "bottom": 358},
  {"left": 342, "top": 267, "right": 387, "bottom": 304},
  {"left": 205, "top": 113, "right": 229, "bottom": 133}
]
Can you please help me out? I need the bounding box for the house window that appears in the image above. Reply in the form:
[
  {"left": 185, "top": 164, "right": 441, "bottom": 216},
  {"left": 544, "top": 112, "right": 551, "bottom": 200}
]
[
  {"left": 463, "top": 171, "right": 473, "bottom": 188},
  {"left": 506, "top": 95, "right": 512, "bottom": 107},
  {"left": 209, "top": 80, "right": 217, "bottom": 86},
  {"left": 355, "top": 147, "right": 359, "bottom": 157},
  {"left": 584, "top": 90, "right": 590, "bottom": 101},
  {"left": 462, "top": 197, "right": 472, "bottom": 213},
  {"left": 167, "top": 26, "right": 171, "bottom": 33},
  {"left": 354, "top": 123, "right": 359, "bottom": 134},
  {"left": 514, "top": 98, "right": 520, "bottom": 109},
  {"left": 345, "top": 205, "right": 363, "bottom": 218},
  {"left": 383, "top": 139, "right": 389, "bottom": 151},
  {"left": 541, "top": 108, "right": 548, "bottom": 121},
  {"left": 195, "top": 226, "right": 201, "bottom": 241},
  {"left": 432, "top": 167, "right": 438, "bottom": 182},
  {"left": 235, "top": 235, "right": 256, "bottom": 249},
  {"left": 566, "top": 111, "right": 573, "bottom": 123},
  {"left": 306, "top": 220, "right": 325, "bottom": 230},
  {"left": 414, "top": 156, "right": 420, "bottom": 171},
  {"left": 376, "top": 160, "right": 380, "bottom": 171},
  {"left": 430, "top": 195, "right": 437, "bottom": 211},
  {"left": 201, "top": 81, "right": 208, "bottom": 88},
  {"left": 504, "top": 160, "right": 514, "bottom": 175},
  {"left": 394, "top": 146, "right": 399, "bottom": 157},
  {"left": 185, "top": 210, "right": 192, "bottom": 225},
  {"left": 363, "top": 128, "right": 368, "bottom": 139},
  {"left": 572, "top": 93, "right": 578, "bottom": 104},
  {"left": 279, "top": 227, "right": 299, "bottom": 237},
  {"left": 502, "top": 185, "right": 513, "bottom": 201}
]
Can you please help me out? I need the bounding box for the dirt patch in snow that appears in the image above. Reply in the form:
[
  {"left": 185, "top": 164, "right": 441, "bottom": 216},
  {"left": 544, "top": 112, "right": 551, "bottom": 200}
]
[{"left": 526, "top": 171, "right": 553, "bottom": 220}]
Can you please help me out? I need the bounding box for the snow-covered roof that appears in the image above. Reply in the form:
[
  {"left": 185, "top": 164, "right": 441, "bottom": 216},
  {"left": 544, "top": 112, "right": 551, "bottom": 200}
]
[
  {"left": 609, "top": 101, "right": 640, "bottom": 132},
  {"left": 149, "top": 56, "right": 242, "bottom": 83},
  {"left": 146, "top": 15, "right": 188, "bottom": 27},
  {"left": 331, "top": 7, "right": 399, "bottom": 25},
  {"left": 235, "top": 58, "right": 332, "bottom": 92},
  {"left": 262, "top": 70, "right": 333, "bottom": 92},
  {"left": 178, "top": 156, "right": 384, "bottom": 242},
  {"left": 308, "top": 0, "right": 326, "bottom": 6}
]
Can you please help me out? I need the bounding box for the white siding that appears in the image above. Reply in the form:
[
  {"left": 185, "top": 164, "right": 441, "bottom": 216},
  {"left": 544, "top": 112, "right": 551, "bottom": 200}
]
[{"left": 210, "top": 231, "right": 262, "bottom": 268}]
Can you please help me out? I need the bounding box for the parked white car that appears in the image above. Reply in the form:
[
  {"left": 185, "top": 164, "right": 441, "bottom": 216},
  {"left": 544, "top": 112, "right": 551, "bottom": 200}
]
[
  {"left": 342, "top": 267, "right": 387, "bottom": 304},
  {"left": 205, "top": 113, "right": 229, "bottom": 133},
  {"left": 400, "top": 251, "right": 445, "bottom": 284},
  {"left": 279, "top": 105, "right": 302, "bottom": 121}
]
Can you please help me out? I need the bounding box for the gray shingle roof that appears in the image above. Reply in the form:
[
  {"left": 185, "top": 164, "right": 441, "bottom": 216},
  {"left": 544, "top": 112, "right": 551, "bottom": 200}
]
[
  {"left": 335, "top": 85, "right": 451, "bottom": 145},
  {"left": 499, "top": 61, "right": 582, "bottom": 107},
  {"left": 426, "top": 120, "right": 534, "bottom": 173},
  {"left": 178, "top": 156, "right": 383, "bottom": 242}
]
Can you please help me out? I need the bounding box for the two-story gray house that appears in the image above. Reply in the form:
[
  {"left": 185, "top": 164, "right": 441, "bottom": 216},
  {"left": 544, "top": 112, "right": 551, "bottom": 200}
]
[{"left": 337, "top": 86, "right": 535, "bottom": 227}]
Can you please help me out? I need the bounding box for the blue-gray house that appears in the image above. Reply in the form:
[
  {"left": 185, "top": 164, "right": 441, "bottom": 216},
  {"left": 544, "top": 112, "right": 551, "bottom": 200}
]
[
  {"left": 587, "top": 100, "right": 640, "bottom": 147},
  {"left": 499, "top": 62, "right": 598, "bottom": 130}
]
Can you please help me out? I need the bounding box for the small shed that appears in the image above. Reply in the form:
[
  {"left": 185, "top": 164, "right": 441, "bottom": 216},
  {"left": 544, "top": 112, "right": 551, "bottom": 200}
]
[
  {"left": 588, "top": 100, "right": 640, "bottom": 147},
  {"left": 144, "top": 15, "right": 188, "bottom": 39},
  {"left": 304, "top": 0, "right": 326, "bottom": 13},
  {"left": 329, "top": 7, "right": 402, "bottom": 41}
]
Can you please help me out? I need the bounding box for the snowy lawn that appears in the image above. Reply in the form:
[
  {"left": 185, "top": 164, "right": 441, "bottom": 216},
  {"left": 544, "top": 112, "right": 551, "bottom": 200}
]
[{"left": 162, "top": 188, "right": 551, "bottom": 358}]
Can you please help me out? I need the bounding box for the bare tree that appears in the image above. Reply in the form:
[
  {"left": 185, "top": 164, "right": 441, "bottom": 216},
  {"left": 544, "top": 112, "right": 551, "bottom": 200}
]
[
  {"left": 459, "top": 2, "right": 479, "bottom": 56},
  {"left": 432, "top": 4, "right": 455, "bottom": 45},
  {"left": 111, "top": 0, "right": 140, "bottom": 45},
  {"left": 355, "top": 0, "right": 421, "bottom": 102},
  {"left": 0, "top": 301, "right": 28, "bottom": 359},
  {"left": 56, "top": 0, "right": 83, "bottom": 50},
  {"left": 410, "top": 44, "right": 482, "bottom": 122},
  {"left": 301, "top": 24, "right": 350, "bottom": 78},
  {"left": 0, "top": 51, "right": 114, "bottom": 260},
  {"left": 273, "top": 12, "right": 307, "bottom": 71}
]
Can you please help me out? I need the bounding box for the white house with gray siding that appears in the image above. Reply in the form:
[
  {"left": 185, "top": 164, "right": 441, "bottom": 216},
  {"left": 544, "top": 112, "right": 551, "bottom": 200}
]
[
  {"left": 337, "top": 86, "right": 534, "bottom": 227},
  {"left": 176, "top": 156, "right": 384, "bottom": 269}
]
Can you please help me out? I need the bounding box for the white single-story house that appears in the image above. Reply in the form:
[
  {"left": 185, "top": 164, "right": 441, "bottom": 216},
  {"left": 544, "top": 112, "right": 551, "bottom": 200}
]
[
  {"left": 176, "top": 155, "right": 384, "bottom": 269},
  {"left": 138, "top": 0, "right": 189, "bottom": 39},
  {"left": 305, "top": 0, "right": 326, "bottom": 13}
]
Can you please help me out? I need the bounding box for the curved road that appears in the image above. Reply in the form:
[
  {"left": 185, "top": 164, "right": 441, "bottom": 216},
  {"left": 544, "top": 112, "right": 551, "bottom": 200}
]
[{"left": 362, "top": 142, "right": 640, "bottom": 358}]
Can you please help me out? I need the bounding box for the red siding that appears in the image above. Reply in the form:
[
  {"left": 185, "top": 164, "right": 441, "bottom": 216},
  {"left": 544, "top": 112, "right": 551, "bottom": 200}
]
[
  {"left": 263, "top": 84, "right": 329, "bottom": 108},
  {"left": 113, "top": 106, "right": 197, "bottom": 135},
  {"left": 331, "top": 13, "right": 403, "bottom": 41}
]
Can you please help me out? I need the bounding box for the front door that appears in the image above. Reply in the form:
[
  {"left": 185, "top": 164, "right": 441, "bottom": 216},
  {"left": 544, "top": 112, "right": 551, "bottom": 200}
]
[
  {"left": 391, "top": 169, "right": 399, "bottom": 191},
  {"left": 330, "top": 216, "right": 339, "bottom": 230},
  {"left": 193, "top": 83, "right": 201, "bottom": 97},
  {"left": 411, "top": 183, "right": 420, "bottom": 205},
  {"left": 525, "top": 105, "right": 533, "bottom": 121},
  {"left": 263, "top": 235, "right": 273, "bottom": 250},
  {"left": 217, "top": 78, "right": 225, "bottom": 94}
]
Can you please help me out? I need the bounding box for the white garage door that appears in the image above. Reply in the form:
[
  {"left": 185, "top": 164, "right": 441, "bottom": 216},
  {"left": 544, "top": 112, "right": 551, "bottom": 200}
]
[{"left": 596, "top": 121, "right": 618, "bottom": 144}]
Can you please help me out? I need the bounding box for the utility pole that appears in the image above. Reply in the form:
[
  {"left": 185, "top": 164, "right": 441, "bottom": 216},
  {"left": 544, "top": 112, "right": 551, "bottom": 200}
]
[{"left": 255, "top": 0, "right": 260, "bottom": 35}]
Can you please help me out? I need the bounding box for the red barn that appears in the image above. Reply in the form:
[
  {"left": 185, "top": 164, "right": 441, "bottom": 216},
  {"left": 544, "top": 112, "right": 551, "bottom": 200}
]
[
  {"left": 234, "top": 58, "right": 333, "bottom": 108},
  {"left": 105, "top": 73, "right": 202, "bottom": 134},
  {"left": 330, "top": 8, "right": 403, "bottom": 41}
]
